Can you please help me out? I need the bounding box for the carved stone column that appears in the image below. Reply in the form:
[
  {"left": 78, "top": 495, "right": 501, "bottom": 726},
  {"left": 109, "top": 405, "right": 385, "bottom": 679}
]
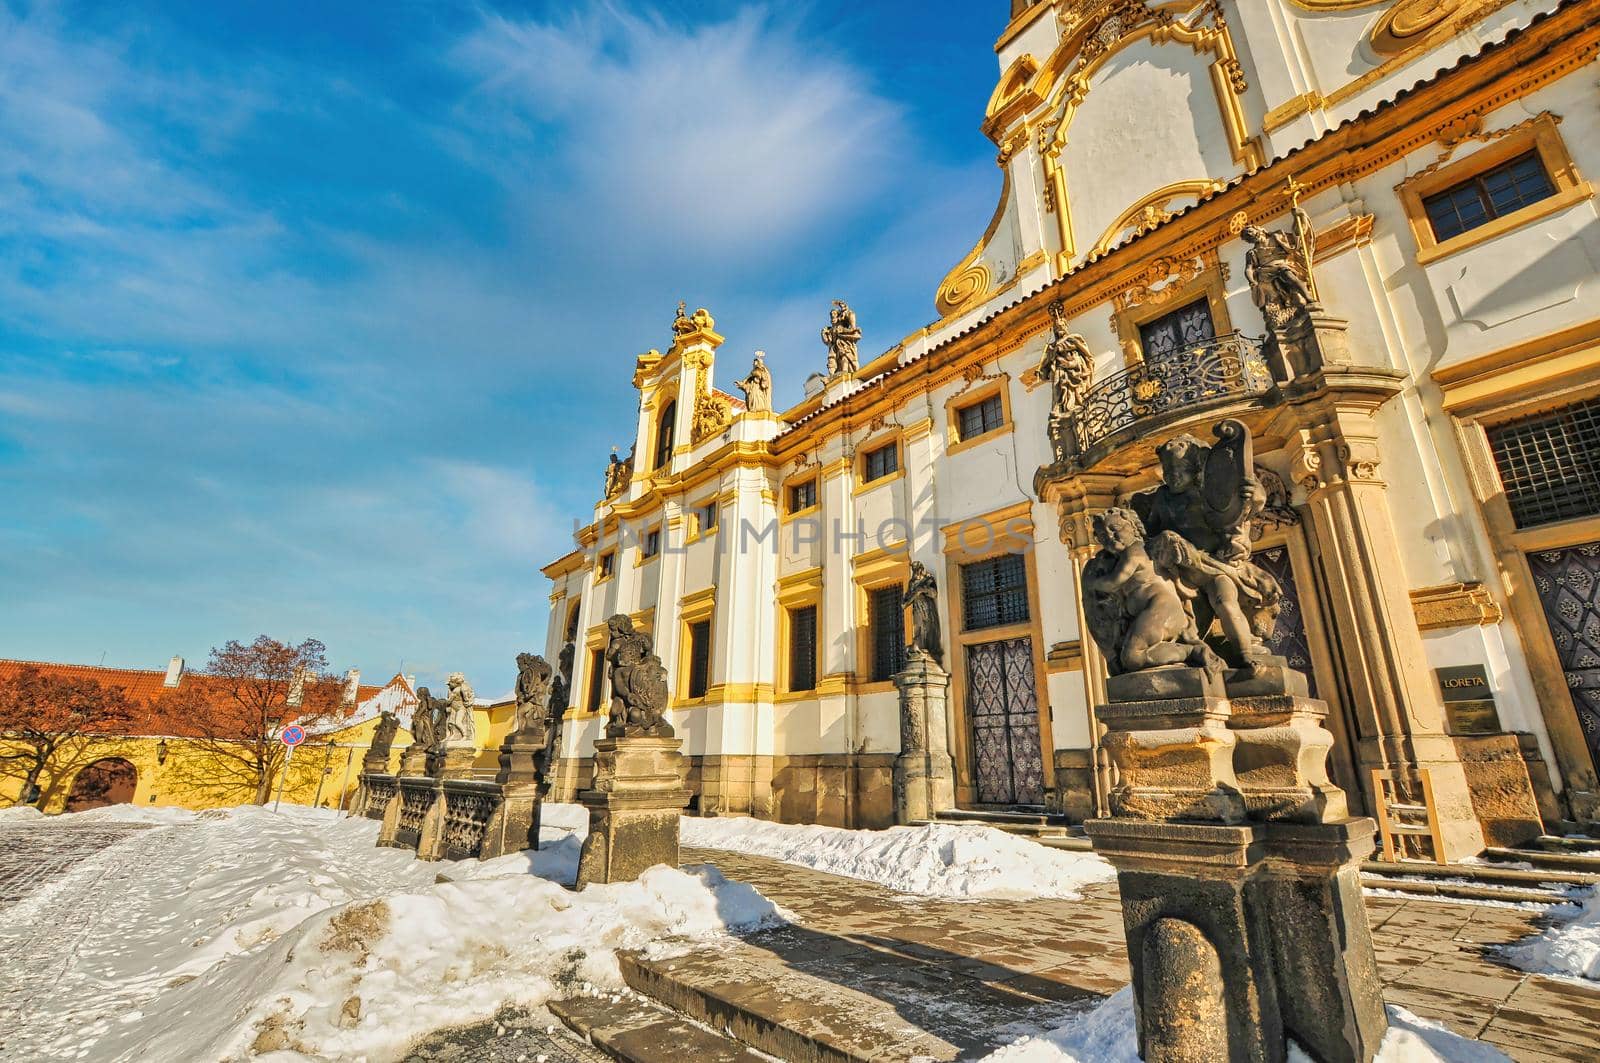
[
  {"left": 480, "top": 722, "right": 548, "bottom": 860},
  {"left": 576, "top": 737, "right": 694, "bottom": 887},
  {"left": 892, "top": 651, "right": 957, "bottom": 824},
  {"left": 1284, "top": 361, "right": 1486, "bottom": 862}
]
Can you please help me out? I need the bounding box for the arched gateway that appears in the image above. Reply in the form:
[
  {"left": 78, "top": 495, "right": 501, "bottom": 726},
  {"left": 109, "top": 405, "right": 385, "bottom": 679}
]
[{"left": 64, "top": 758, "right": 138, "bottom": 812}]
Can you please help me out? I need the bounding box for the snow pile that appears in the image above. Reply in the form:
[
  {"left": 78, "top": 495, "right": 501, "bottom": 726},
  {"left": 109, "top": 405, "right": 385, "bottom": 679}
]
[
  {"left": 979, "top": 987, "right": 1512, "bottom": 1062},
  {"left": 116, "top": 863, "right": 784, "bottom": 1062},
  {"left": 678, "top": 815, "right": 1115, "bottom": 900},
  {"left": 1, "top": 804, "right": 784, "bottom": 1063},
  {"left": 0, "top": 803, "right": 45, "bottom": 822},
  {"left": 1505, "top": 888, "right": 1600, "bottom": 980}
]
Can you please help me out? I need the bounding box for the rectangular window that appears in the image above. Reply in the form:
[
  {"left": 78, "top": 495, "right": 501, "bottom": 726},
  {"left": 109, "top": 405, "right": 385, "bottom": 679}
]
[
  {"left": 641, "top": 529, "right": 661, "bottom": 560},
  {"left": 687, "top": 620, "right": 712, "bottom": 699},
  {"left": 697, "top": 502, "right": 718, "bottom": 534},
  {"left": 1423, "top": 151, "right": 1557, "bottom": 243},
  {"left": 961, "top": 554, "right": 1030, "bottom": 631},
  {"left": 564, "top": 601, "right": 581, "bottom": 642},
  {"left": 957, "top": 394, "right": 1006, "bottom": 441},
  {"left": 787, "top": 605, "right": 818, "bottom": 693},
  {"left": 1488, "top": 397, "right": 1600, "bottom": 529},
  {"left": 586, "top": 648, "right": 605, "bottom": 712},
  {"left": 598, "top": 551, "right": 615, "bottom": 579},
  {"left": 1138, "top": 297, "right": 1216, "bottom": 362},
  {"left": 863, "top": 443, "right": 899, "bottom": 484},
  {"left": 868, "top": 584, "right": 906, "bottom": 683},
  {"left": 788, "top": 479, "right": 817, "bottom": 513}
]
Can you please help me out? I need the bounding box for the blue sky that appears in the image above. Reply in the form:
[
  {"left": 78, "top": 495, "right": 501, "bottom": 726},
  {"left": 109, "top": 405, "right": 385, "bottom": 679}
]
[{"left": 0, "top": 0, "right": 1005, "bottom": 698}]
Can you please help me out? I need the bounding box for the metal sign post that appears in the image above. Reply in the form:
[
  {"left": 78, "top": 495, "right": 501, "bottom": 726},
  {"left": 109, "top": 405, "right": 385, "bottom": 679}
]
[{"left": 273, "top": 725, "right": 307, "bottom": 812}]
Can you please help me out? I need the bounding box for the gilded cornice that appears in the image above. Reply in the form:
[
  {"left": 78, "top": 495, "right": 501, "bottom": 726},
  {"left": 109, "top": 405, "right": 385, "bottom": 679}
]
[{"left": 1411, "top": 582, "right": 1504, "bottom": 630}]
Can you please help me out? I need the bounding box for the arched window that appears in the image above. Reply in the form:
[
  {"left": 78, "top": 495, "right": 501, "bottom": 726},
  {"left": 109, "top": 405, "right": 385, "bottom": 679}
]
[{"left": 654, "top": 400, "right": 677, "bottom": 470}]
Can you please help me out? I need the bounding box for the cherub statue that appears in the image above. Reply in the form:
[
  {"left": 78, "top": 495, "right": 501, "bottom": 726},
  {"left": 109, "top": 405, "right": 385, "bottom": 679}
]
[
  {"left": 904, "top": 561, "right": 944, "bottom": 666},
  {"left": 444, "top": 672, "right": 477, "bottom": 747},
  {"left": 1082, "top": 508, "right": 1219, "bottom": 676},
  {"left": 603, "top": 614, "right": 673, "bottom": 739},
  {"left": 821, "top": 301, "right": 861, "bottom": 376},
  {"left": 735, "top": 351, "right": 773, "bottom": 413},
  {"left": 1130, "top": 420, "right": 1283, "bottom": 671},
  {"left": 1038, "top": 300, "right": 1094, "bottom": 461},
  {"left": 512, "top": 653, "right": 553, "bottom": 734}
]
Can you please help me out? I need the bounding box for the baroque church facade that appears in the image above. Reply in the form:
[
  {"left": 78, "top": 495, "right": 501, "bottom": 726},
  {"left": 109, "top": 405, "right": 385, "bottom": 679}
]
[{"left": 540, "top": 0, "right": 1600, "bottom": 858}]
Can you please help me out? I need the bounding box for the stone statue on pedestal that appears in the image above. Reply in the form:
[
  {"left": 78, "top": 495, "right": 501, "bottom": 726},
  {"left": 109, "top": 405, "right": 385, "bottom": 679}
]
[
  {"left": 444, "top": 672, "right": 477, "bottom": 747},
  {"left": 512, "top": 653, "right": 553, "bottom": 736},
  {"left": 1124, "top": 421, "right": 1283, "bottom": 674},
  {"left": 821, "top": 301, "right": 861, "bottom": 377},
  {"left": 603, "top": 614, "right": 673, "bottom": 739},
  {"left": 410, "top": 689, "right": 440, "bottom": 750},
  {"left": 371, "top": 711, "right": 399, "bottom": 758},
  {"left": 1243, "top": 221, "right": 1316, "bottom": 332},
  {"left": 735, "top": 351, "right": 773, "bottom": 413},
  {"left": 904, "top": 561, "right": 944, "bottom": 666},
  {"left": 1038, "top": 300, "right": 1094, "bottom": 463}
]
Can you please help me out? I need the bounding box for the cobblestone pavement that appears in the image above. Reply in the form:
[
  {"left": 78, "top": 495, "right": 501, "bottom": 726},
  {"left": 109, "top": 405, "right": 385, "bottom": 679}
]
[
  {"left": 0, "top": 822, "right": 153, "bottom": 909},
  {"left": 402, "top": 1007, "right": 612, "bottom": 1062},
  {"left": 668, "top": 847, "right": 1600, "bottom": 1062}
]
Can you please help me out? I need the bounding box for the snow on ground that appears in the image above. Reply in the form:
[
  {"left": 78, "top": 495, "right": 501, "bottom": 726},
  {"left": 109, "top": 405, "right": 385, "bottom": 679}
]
[
  {"left": 1505, "top": 887, "right": 1600, "bottom": 980},
  {"left": 977, "top": 987, "right": 1513, "bottom": 1062},
  {"left": 0, "top": 804, "right": 783, "bottom": 1063}
]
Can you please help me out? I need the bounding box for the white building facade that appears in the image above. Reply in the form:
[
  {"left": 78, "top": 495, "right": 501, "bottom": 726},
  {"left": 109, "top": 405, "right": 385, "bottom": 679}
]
[{"left": 542, "top": 0, "right": 1600, "bottom": 850}]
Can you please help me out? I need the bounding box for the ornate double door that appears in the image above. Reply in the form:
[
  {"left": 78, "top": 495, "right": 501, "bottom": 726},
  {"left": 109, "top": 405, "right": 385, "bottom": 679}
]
[
  {"left": 966, "top": 637, "right": 1046, "bottom": 806},
  {"left": 1527, "top": 542, "right": 1600, "bottom": 773}
]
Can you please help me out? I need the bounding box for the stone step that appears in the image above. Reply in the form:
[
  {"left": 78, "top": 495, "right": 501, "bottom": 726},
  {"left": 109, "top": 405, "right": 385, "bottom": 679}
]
[
  {"left": 925, "top": 809, "right": 1073, "bottom": 838},
  {"left": 550, "top": 993, "right": 772, "bottom": 1063},
  {"left": 616, "top": 930, "right": 1095, "bottom": 1063},
  {"left": 1482, "top": 845, "right": 1600, "bottom": 875},
  {"left": 1358, "top": 874, "right": 1571, "bottom": 906},
  {"left": 1517, "top": 834, "right": 1600, "bottom": 855},
  {"left": 1360, "top": 859, "right": 1599, "bottom": 888},
  {"left": 1035, "top": 834, "right": 1096, "bottom": 853}
]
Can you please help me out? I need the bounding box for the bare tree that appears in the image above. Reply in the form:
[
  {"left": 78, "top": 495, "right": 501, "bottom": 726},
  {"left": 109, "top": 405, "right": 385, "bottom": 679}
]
[
  {"left": 0, "top": 666, "right": 134, "bottom": 807},
  {"left": 155, "top": 636, "right": 346, "bottom": 804}
]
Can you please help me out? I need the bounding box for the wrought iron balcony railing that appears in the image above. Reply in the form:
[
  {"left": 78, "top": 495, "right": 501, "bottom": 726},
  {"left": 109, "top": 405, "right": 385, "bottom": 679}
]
[{"left": 1071, "top": 332, "right": 1274, "bottom": 456}]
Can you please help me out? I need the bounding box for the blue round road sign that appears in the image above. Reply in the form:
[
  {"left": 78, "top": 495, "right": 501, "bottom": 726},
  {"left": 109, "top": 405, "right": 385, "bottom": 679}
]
[{"left": 281, "top": 725, "right": 306, "bottom": 747}]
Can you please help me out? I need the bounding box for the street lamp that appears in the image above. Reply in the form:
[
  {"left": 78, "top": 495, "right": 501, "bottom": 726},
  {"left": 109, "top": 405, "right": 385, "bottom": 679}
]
[{"left": 156, "top": 739, "right": 169, "bottom": 765}]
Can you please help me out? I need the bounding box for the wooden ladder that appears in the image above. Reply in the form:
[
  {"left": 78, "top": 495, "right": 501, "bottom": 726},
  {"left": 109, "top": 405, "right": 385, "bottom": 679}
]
[{"left": 1370, "top": 768, "right": 1447, "bottom": 864}]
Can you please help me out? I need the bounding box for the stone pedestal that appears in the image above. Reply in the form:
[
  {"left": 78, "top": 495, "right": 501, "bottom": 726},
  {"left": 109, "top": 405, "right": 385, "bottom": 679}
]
[
  {"left": 1260, "top": 820, "right": 1387, "bottom": 1063},
  {"left": 397, "top": 741, "right": 433, "bottom": 779},
  {"left": 1085, "top": 818, "right": 1284, "bottom": 1063},
  {"left": 480, "top": 726, "right": 549, "bottom": 860},
  {"left": 892, "top": 652, "right": 957, "bottom": 825},
  {"left": 576, "top": 737, "right": 694, "bottom": 888},
  {"left": 378, "top": 775, "right": 438, "bottom": 850},
  {"left": 1230, "top": 694, "right": 1348, "bottom": 824},
  {"left": 438, "top": 744, "right": 477, "bottom": 780},
  {"left": 1099, "top": 666, "right": 1245, "bottom": 825}
]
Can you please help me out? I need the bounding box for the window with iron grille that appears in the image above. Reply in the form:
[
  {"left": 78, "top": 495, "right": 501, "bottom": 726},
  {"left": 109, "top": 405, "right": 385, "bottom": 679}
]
[
  {"left": 687, "top": 620, "right": 712, "bottom": 699},
  {"left": 641, "top": 529, "right": 660, "bottom": 559},
  {"left": 1423, "top": 151, "right": 1557, "bottom": 243},
  {"left": 868, "top": 584, "right": 905, "bottom": 682},
  {"left": 788, "top": 479, "right": 817, "bottom": 513},
  {"left": 958, "top": 393, "right": 1006, "bottom": 441},
  {"left": 962, "top": 554, "right": 1030, "bottom": 631},
  {"left": 788, "top": 605, "right": 818, "bottom": 693},
  {"left": 586, "top": 647, "right": 606, "bottom": 712},
  {"left": 863, "top": 442, "right": 899, "bottom": 484},
  {"left": 1138, "top": 297, "right": 1216, "bottom": 362},
  {"left": 1488, "top": 397, "right": 1600, "bottom": 529}
]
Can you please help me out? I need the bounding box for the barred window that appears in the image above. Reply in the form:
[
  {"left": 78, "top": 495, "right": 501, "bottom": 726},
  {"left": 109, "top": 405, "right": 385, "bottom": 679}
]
[
  {"left": 863, "top": 443, "right": 899, "bottom": 484},
  {"left": 1423, "top": 152, "right": 1556, "bottom": 243},
  {"left": 687, "top": 620, "right": 712, "bottom": 699},
  {"left": 788, "top": 605, "right": 818, "bottom": 693},
  {"left": 1138, "top": 298, "right": 1215, "bottom": 362},
  {"left": 1488, "top": 397, "right": 1600, "bottom": 529},
  {"left": 586, "top": 648, "right": 605, "bottom": 712},
  {"left": 962, "top": 554, "right": 1030, "bottom": 631},
  {"left": 957, "top": 393, "right": 1006, "bottom": 441},
  {"left": 868, "top": 584, "right": 905, "bottom": 682},
  {"left": 788, "top": 479, "right": 817, "bottom": 513}
]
